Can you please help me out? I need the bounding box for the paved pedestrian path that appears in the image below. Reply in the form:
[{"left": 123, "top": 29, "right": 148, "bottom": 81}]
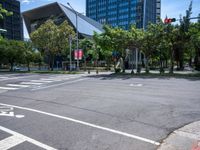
[{"left": 158, "top": 121, "right": 200, "bottom": 150}]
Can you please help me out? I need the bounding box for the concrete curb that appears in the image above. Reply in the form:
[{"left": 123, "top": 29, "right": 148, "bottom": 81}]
[{"left": 158, "top": 121, "right": 200, "bottom": 150}]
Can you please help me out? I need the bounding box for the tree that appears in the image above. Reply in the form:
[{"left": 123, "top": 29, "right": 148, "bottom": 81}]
[
  {"left": 178, "top": 0, "right": 193, "bottom": 70},
  {"left": 93, "top": 31, "right": 113, "bottom": 70},
  {"left": 140, "top": 25, "right": 157, "bottom": 73},
  {"left": 0, "top": 37, "right": 7, "bottom": 64},
  {"left": 5, "top": 40, "right": 25, "bottom": 71},
  {"left": 23, "top": 41, "right": 35, "bottom": 71},
  {"left": 189, "top": 22, "right": 200, "bottom": 70},
  {"left": 57, "top": 21, "right": 75, "bottom": 56},
  {"left": 31, "top": 20, "right": 75, "bottom": 71},
  {"left": 128, "top": 25, "right": 144, "bottom": 73},
  {"left": 79, "top": 38, "right": 94, "bottom": 70},
  {"left": 34, "top": 51, "right": 43, "bottom": 70}
]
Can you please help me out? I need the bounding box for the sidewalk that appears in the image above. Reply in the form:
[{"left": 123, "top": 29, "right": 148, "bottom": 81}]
[{"left": 158, "top": 121, "right": 200, "bottom": 150}]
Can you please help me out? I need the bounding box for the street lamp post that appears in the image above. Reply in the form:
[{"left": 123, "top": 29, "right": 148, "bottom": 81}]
[
  {"left": 69, "top": 35, "right": 72, "bottom": 71},
  {"left": 67, "top": 2, "right": 79, "bottom": 71}
]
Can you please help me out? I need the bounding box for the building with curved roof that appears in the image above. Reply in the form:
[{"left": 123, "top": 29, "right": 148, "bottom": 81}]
[{"left": 22, "top": 2, "right": 103, "bottom": 38}]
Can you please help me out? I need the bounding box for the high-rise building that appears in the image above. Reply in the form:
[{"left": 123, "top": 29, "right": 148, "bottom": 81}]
[
  {"left": 0, "top": 0, "right": 23, "bottom": 40},
  {"left": 86, "top": 0, "right": 161, "bottom": 30}
]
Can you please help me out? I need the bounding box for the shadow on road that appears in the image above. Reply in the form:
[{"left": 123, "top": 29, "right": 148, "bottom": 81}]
[{"left": 86, "top": 73, "right": 200, "bottom": 81}]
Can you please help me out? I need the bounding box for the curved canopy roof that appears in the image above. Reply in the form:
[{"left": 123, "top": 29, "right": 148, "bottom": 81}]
[{"left": 22, "top": 2, "right": 103, "bottom": 37}]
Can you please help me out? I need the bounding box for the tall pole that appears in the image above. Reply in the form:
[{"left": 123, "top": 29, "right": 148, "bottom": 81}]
[
  {"left": 67, "top": 2, "right": 79, "bottom": 71},
  {"left": 69, "top": 35, "right": 72, "bottom": 71},
  {"left": 75, "top": 11, "right": 79, "bottom": 70}
]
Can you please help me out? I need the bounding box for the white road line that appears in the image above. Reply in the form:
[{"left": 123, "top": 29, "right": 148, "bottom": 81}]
[
  {"left": 0, "top": 126, "right": 57, "bottom": 150},
  {"left": 0, "top": 103, "right": 160, "bottom": 146},
  {"left": 0, "top": 87, "right": 19, "bottom": 90},
  {"left": 32, "top": 78, "right": 88, "bottom": 91},
  {"left": 40, "top": 78, "right": 62, "bottom": 81},
  {"left": 0, "top": 75, "right": 37, "bottom": 81},
  {"left": 7, "top": 84, "right": 30, "bottom": 88},
  {"left": 20, "top": 82, "right": 43, "bottom": 85},
  {"left": 0, "top": 135, "right": 26, "bottom": 150},
  {"left": 30, "top": 80, "right": 53, "bottom": 83}
]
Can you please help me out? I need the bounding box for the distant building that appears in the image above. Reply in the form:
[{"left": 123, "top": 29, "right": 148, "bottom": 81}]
[
  {"left": 86, "top": 0, "right": 161, "bottom": 29},
  {"left": 0, "top": 0, "right": 23, "bottom": 40},
  {"left": 22, "top": 2, "right": 103, "bottom": 38}
]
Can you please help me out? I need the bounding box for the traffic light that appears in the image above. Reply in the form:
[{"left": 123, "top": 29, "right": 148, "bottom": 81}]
[{"left": 164, "top": 18, "right": 176, "bottom": 24}]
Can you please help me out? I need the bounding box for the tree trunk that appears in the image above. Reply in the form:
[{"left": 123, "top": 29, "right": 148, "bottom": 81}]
[
  {"left": 49, "top": 54, "right": 54, "bottom": 71},
  {"left": 38, "top": 62, "right": 41, "bottom": 70},
  {"left": 51, "top": 55, "right": 54, "bottom": 71},
  {"left": 106, "top": 58, "right": 110, "bottom": 70},
  {"left": 169, "top": 49, "right": 174, "bottom": 74},
  {"left": 27, "top": 62, "right": 30, "bottom": 72},
  {"left": 145, "top": 58, "right": 150, "bottom": 74},
  {"left": 84, "top": 58, "right": 87, "bottom": 71},
  {"left": 10, "top": 62, "right": 14, "bottom": 72},
  {"left": 122, "top": 57, "right": 125, "bottom": 73}
]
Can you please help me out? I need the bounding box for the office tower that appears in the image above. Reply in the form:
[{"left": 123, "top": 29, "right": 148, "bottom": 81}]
[
  {"left": 86, "top": 0, "right": 161, "bottom": 29},
  {"left": 0, "top": 0, "right": 23, "bottom": 40}
]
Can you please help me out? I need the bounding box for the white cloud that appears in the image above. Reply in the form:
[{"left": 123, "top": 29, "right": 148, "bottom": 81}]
[{"left": 20, "top": 0, "right": 34, "bottom": 4}]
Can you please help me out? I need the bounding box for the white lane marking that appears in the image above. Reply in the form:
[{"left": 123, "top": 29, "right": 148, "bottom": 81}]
[
  {"left": 0, "top": 135, "right": 26, "bottom": 150},
  {"left": 174, "top": 130, "right": 200, "bottom": 140},
  {"left": 30, "top": 80, "right": 53, "bottom": 83},
  {"left": 15, "top": 115, "right": 25, "bottom": 118},
  {"left": 0, "top": 75, "right": 37, "bottom": 81},
  {"left": 0, "top": 103, "right": 160, "bottom": 146},
  {"left": 130, "top": 83, "right": 143, "bottom": 87},
  {"left": 40, "top": 78, "right": 62, "bottom": 81},
  {"left": 0, "top": 126, "right": 57, "bottom": 150},
  {"left": 32, "top": 78, "right": 88, "bottom": 91},
  {"left": 0, "top": 106, "right": 24, "bottom": 118},
  {"left": 20, "top": 82, "right": 43, "bottom": 85},
  {"left": 0, "top": 87, "right": 19, "bottom": 90},
  {"left": 7, "top": 84, "right": 30, "bottom": 88},
  {"left": 0, "top": 111, "right": 14, "bottom": 117}
]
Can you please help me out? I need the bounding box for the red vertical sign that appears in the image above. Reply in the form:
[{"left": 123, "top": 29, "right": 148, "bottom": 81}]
[{"left": 74, "top": 49, "right": 83, "bottom": 60}]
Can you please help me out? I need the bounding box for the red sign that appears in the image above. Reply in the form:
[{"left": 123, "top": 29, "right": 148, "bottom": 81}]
[{"left": 74, "top": 49, "right": 83, "bottom": 60}]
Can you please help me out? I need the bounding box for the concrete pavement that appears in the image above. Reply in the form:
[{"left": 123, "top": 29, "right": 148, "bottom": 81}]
[
  {"left": 158, "top": 121, "right": 200, "bottom": 150},
  {"left": 0, "top": 72, "right": 200, "bottom": 150}
]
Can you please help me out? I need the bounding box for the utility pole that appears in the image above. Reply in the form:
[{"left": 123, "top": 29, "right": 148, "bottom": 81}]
[
  {"left": 69, "top": 35, "right": 72, "bottom": 71},
  {"left": 67, "top": 2, "right": 79, "bottom": 71}
]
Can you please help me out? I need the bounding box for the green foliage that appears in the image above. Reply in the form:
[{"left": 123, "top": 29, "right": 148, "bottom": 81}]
[
  {"left": 30, "top": 20, "right": 75, "bottom": 71},
  {"left": 0, "top": 3, "right": 13, "bottom": 20}
]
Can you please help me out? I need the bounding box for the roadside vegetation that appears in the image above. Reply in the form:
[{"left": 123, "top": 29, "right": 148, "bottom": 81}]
[{"left": 0, "top": 2, "right": 199, "bottom": 76}]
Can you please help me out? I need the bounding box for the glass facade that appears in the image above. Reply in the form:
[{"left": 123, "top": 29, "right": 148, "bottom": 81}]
[
  {"left": 0, "top": 0, "right": 23, "bottom": 40},
  {"left": 23, "top": 3, "right": 103, "bottom": 38},
  {"left": 86, "top": 0, "right": 161, "bottom": 29}
]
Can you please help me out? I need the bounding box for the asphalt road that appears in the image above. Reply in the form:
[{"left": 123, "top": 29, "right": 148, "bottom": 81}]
[{"left": 0, "top": 73, "right": 200, "bottom": 150}]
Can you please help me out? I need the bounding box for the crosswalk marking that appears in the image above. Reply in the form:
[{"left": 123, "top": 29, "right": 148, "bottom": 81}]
[
  {"left": 40, "top": 78, "right": 62, "bottom": 81},
  {"left": 7, "top": 84, "right": 30, "bottom": 88},
  {"left": 0, "top": 87, "right": 19, "bottom": 90},
  {"left": 20, "top": 82, "right": 43, "bottom": 85},
  {"left": 30, "top": 80, "right": 53, "bottom": 83},
  {"left": 0, "top": 74, "right": 86, "bottom": 93},
  {"left": 0, "top": 126, "right": 57, "bottom": 150},
  {"left": 0, "top": 135, "right": 26, "bottom": 150}
]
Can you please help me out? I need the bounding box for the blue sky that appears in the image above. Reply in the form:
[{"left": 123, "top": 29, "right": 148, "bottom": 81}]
[
  {"left": 20, "top": 0, "right": 200, "bottom": 19},
  {"left": 20, "top": 0, "right": 200, "bottom": 38}
]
